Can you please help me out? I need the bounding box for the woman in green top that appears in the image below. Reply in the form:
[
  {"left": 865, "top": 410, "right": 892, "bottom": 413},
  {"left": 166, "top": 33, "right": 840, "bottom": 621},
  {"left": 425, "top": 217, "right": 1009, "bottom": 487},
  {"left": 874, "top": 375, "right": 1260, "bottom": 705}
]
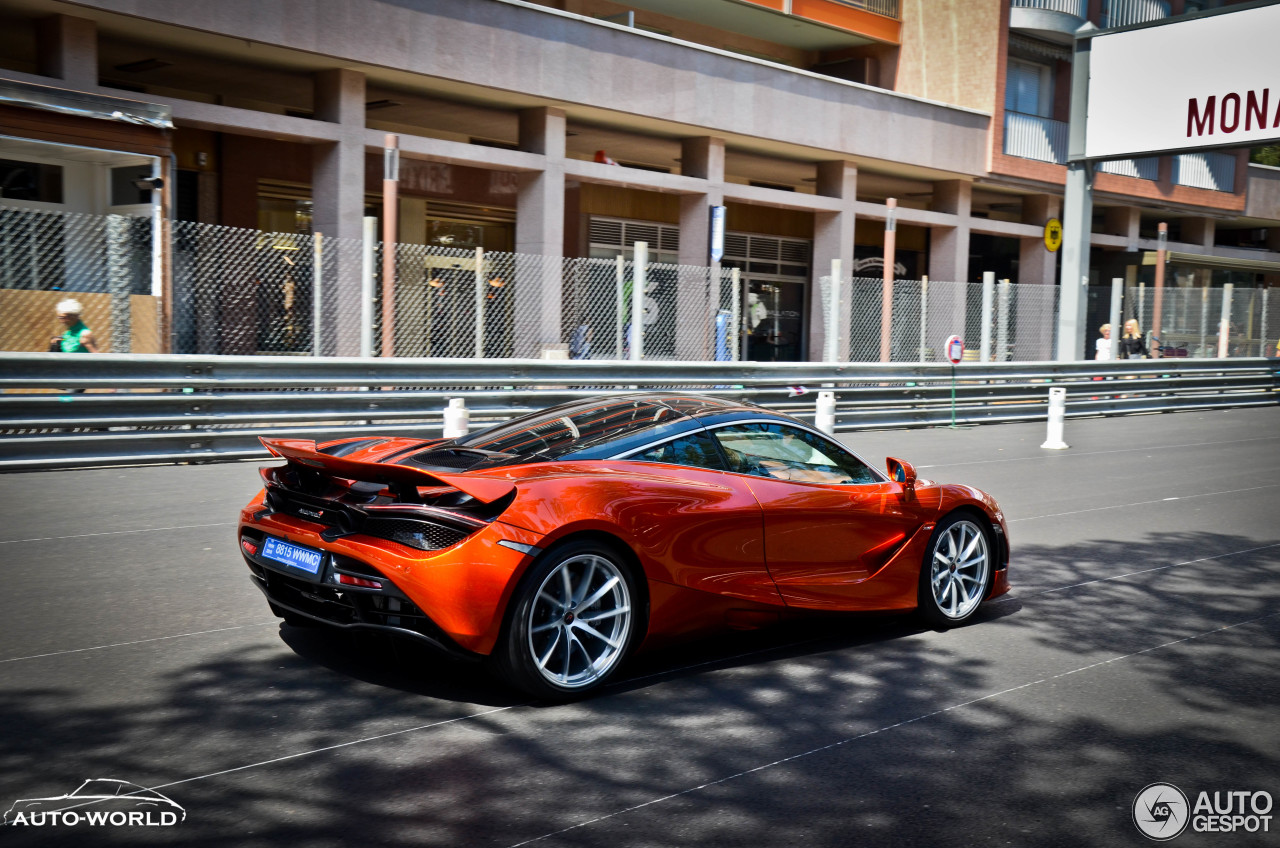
[{"left": 50, "top": 298, "right": 99, "bottom": 353}]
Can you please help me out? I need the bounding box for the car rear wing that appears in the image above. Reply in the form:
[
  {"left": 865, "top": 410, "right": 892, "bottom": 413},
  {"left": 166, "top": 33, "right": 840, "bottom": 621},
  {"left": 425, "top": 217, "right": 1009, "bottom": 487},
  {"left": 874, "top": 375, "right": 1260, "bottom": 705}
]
[{"left": 260, "top": 438, "right": 516, "bottom": 504}]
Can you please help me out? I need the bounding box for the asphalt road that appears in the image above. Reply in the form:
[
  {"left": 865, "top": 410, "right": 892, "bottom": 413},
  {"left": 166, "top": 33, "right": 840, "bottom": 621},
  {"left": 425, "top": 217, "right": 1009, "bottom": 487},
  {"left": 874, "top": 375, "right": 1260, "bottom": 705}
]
[{"left": 1, "top": 406, "right": 1278, "bottom": 847}]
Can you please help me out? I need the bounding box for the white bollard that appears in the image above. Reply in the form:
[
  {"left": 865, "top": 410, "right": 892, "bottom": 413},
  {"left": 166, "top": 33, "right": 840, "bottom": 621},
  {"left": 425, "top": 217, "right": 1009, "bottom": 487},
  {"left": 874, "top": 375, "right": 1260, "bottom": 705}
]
[
  {"left": 815, "top": 391, "right": 836, "bottom": 435},
  {"left": 443, "top": 398, "right": 470, "bottom": 440},
  {"left": 1040, "top": 387, "right": 1068, "bottom": 450}
]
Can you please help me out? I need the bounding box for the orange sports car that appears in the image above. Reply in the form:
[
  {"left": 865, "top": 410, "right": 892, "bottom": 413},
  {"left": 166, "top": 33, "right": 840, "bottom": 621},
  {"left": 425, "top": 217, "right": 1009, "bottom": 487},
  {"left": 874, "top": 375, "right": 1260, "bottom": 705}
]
[{"left": 238, "top": 394, "right": 1009, "bottom": 699}]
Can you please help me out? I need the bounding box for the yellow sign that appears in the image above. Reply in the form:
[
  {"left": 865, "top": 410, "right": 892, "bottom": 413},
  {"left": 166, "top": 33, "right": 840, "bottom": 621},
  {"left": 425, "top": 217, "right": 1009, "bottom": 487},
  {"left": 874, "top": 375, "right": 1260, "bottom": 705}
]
[{"left": 1044, "top": 218, "right": 1063, "bottom": 253}]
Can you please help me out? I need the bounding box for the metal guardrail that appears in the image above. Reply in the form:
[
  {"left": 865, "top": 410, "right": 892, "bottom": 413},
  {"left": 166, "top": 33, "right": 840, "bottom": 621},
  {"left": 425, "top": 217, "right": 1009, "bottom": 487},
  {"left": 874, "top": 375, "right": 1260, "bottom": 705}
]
[{"left": 1, "top": 354, "right": 1276, "bottom": 470}]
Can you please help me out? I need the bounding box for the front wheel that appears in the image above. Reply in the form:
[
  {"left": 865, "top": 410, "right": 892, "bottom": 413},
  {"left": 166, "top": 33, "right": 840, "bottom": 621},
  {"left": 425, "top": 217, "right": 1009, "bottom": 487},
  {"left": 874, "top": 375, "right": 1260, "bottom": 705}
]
[
  {"left": 493, "top": 540, "right": 638, "bottom": 700},
  {"left": 918, "top": 513, "right": 993, "bottom": 628}
]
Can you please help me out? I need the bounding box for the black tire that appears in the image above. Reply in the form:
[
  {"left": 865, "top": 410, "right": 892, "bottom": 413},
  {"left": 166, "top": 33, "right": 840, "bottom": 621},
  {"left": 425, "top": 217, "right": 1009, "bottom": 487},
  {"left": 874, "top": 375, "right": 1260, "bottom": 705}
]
[
  {"left": 917, "top": 512, "right": 993, "bottom": 629},
  {"left": 492, "top": 539, "right": 638, "bottom": 700}
]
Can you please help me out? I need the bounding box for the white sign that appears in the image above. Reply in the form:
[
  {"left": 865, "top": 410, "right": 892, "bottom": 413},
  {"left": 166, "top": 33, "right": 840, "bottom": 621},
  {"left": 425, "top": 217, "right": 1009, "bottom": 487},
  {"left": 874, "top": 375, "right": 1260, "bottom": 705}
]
[
  {"left": 945, "top": 335, "right": 964, "bottom": 364},
  {"left": 1085, "top": 4, "right": 1280, "bottom": 159}
]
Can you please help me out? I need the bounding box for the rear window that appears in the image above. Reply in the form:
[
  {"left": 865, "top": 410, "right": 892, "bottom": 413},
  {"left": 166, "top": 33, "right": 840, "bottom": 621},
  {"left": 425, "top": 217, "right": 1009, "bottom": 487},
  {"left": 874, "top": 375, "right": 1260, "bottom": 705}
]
[{"left": 453, "top": 398, "right": 683, "bottom": 460}]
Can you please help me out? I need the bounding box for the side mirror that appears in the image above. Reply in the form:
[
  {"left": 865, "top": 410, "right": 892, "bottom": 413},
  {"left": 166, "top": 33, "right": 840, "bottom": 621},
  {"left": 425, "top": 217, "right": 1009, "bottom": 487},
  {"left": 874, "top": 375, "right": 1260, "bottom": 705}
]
[{"left": 886, "top": 457, "right": 916, "bottom": 490}]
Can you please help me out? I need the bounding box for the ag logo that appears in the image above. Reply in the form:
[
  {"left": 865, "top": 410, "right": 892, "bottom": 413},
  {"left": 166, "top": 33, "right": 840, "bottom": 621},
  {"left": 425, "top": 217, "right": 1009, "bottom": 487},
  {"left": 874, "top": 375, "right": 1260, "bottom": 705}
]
[{"left": 1133, "top": 783, "right": 1190, "bottom": 841}]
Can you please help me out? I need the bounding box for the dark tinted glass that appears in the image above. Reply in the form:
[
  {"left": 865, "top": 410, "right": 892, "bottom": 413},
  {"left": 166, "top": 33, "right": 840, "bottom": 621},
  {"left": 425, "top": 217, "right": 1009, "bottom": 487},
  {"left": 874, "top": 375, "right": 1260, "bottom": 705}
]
[
  {"left": 455, "top": 398, "right": 679, "bottom": 460},
  {"left": 631, "top": 430, "right": 726, "bottom": 471}
]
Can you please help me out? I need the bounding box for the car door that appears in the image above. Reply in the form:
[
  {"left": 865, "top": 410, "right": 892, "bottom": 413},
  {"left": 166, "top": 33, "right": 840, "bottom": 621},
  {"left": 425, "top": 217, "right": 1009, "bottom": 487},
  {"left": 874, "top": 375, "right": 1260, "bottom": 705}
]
[{"left": 708, "top": 422, "right": 927, "bottom": 610}]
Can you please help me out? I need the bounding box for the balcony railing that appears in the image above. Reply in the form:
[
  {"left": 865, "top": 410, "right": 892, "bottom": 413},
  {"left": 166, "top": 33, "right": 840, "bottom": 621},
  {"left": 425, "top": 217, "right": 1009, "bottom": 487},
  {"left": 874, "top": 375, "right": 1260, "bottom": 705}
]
[
  {"left": 829, "top": 0, "right": 900, "bottom": 19},
  {"left": 1100, "top": 0, "right": 1169, "bottom": 28},
  {"left": 1098, "top": 157, "right": 1160, "bottom": 181},
  {"left": 1010, "top": 0, "right": 1087, "bottom": 17},
  {"left": 1003, "top": 111, "right": 1068, "bottom": 165},
  {"left": 1174, "top": 151, "right": 1236, "bottom": 192}
]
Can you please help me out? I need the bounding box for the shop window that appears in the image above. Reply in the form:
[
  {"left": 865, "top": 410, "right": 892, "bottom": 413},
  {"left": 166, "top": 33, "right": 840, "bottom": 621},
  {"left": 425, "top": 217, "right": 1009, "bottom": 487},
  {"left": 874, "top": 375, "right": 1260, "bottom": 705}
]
[{"left": 0, "top": 159, "right": 63, "bottom": 203}]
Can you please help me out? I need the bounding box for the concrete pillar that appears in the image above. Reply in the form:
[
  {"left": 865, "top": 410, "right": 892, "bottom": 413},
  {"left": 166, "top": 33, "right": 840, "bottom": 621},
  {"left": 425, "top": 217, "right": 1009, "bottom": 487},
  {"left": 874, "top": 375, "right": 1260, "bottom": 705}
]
[
  {"left": 811, "top": 160, "right": 857, "bottom": 361},
  {"left": 37, "top": 15, "right": 97, "bottom": 89},
  {"left": 516, "top": 106, "right": 566, "bottom": 356},
  {"left": 1017, "top": 194, "right": 1062, "bottom": 361},
  {"left": 1019, "top": 194, "right": 1062, "bottom": 286},
  {"left": 929, "top": 180, "right": 972, "bottom": 362},
  {"left": 1181, "top": 217, "right": 1215, "bottom": 249},
  {"left": 677, "top": 137, "right": 725, "bottom": 360},
  {"left": 1103, "top": 205, "right": 1141, "bottom": 251},
  {"left": 311, "top": 68, "right": 367, "bottom": 356},
  {"left": 929, "top": 180, "right": 971, "bottom": 282}
]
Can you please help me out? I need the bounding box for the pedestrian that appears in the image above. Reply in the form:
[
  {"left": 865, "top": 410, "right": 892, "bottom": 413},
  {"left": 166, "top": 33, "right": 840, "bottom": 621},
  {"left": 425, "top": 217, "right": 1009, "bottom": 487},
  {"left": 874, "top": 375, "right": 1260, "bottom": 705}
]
[
  {"left": 1117, "top": 318, "right": 1147, "bottom": 359},
  {"left": 1094, "top": 324, "right": 1112, "bottom": 360},
  {"left": 49, "top": 299, "right": 99, "bottom": 353}
]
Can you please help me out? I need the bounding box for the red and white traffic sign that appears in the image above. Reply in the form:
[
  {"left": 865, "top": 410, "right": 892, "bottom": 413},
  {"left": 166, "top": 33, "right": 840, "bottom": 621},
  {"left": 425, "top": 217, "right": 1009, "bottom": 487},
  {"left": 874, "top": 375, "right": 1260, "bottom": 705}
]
[{"left": 945, "top": 335, "right": 965, "bottom": 364}]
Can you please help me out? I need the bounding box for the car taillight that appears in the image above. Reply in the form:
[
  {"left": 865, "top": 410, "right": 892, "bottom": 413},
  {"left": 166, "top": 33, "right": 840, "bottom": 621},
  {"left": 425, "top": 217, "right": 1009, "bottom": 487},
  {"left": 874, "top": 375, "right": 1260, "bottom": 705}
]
[
  {"left": 241, "top": 538, "right": 259, "bottom": 556},
  {"left": 335, "top": 573, "right": 382, "bottom": 589}
]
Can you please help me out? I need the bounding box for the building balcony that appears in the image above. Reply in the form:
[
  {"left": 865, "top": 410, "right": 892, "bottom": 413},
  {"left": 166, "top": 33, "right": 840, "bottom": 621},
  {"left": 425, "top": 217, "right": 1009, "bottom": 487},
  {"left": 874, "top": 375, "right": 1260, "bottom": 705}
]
[
  {"left": 1100, "top": 0, "right": 1170, "bottom": 29},
  {"left": 1009, "top": 0, "right": 1087, "bottom": 45},
  {"left": 1098, "top": 157, "right": 1160, "bottom": 181},
  {"left": 830, "top": 0, "right": 900, "bottom": 17},
  {"left": 1003, "top": 111, "right": 1068, "bottom": 165},
  {"left": 1174, "top": 151, "right": 1236, "bottom": 192}
]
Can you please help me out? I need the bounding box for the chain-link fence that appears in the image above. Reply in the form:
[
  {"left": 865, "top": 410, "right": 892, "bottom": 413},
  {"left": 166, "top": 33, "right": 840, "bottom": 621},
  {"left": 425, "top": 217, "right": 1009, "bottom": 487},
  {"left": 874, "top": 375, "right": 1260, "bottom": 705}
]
[
  {"left": 1127, "top": 284, "right": 1279, "bottom": 359},
  {"left": 2, "top": 205, "right": 1275, "bottom": 362},
  {"left": 822, "top": 276, "right": 1061, "bottom": 362}
]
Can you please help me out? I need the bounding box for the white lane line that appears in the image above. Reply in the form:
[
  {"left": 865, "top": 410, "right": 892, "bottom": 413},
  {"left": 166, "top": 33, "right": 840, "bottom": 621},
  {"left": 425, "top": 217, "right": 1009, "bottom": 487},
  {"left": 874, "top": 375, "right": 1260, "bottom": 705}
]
[
  {"left": 503, "top": 611, "right": 1280, "bottom": 848},
  {"left": 1008, "top": 483, "right": 1280, "bottom": 523},
  {"left": 0, "top": 521, "right": 236, "bottom": 545},
  {"left": 0, "top": 622, "right": 277, "bottom": 664},
  {"left": 146, "top": 705, "right": 523, "bottom": 794},
  {"left": 1014, "top": 541, "right": 1280, "bottom": 599},
  {"left": 916, "top": 434, "right": 1280, "bottom": 469}
]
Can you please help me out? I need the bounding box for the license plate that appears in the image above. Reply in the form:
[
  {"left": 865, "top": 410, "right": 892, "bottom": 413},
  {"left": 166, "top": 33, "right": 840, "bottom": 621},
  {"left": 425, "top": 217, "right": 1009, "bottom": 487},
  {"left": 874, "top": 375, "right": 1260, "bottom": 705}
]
[{"left": 261, "top": 536, "right": 324, "bottom": 575}]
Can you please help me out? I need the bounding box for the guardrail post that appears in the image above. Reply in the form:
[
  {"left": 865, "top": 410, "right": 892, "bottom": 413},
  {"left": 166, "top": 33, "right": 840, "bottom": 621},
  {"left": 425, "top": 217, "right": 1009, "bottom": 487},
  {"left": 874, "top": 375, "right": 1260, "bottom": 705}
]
[
  {"left": 312, "top": 231, "right": 323, "bottom": 357},
  {"left": 474, "top": 246, "right": 486, "bottom": 359},
  {"left": 631, "top": 241, "right": 647, "bottom": 361},
  {"left": 1109, "top": 278, "right": 1123, "bottom": 360},
  {"left": 443, "top": 398, "right": 470, "bottom": 439},
  {"left": 1040, "top": 387, "right": 1068, "bottom": 450},
  {"left": 361, "top": 216, "right": 376, "bottom": 358},
  {"left": 1218, "top": 283, "right": 1234, "bottom": 358},
  {"left": 980, "top": 272, "right": 994, "bottom": 363},
  {"left": 815, "top": 391, "right": 836, "bottom": 434}
]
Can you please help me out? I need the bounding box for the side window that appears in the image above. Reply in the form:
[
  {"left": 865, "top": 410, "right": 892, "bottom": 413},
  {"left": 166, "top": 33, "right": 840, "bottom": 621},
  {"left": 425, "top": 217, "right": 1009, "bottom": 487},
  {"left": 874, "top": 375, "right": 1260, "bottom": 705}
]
[
  {"left": 712, "top": 423, "right": 879, "bottom": 485},
  {"left": 631, "top": 430, "right": 727, "bottom": 471}
]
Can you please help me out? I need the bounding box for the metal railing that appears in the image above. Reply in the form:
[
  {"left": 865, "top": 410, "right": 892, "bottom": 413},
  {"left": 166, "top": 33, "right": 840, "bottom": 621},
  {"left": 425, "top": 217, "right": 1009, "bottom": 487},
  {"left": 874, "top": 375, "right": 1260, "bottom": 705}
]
[
  {"left": 1174, "top": 151, "right": 1237, "bottom": 192},
  {"left": 1098, "top": 157, "right": 1160, "bottom": 181},
  {"left": 1100, "top": 0, "right": 1170, "bottom": 27},
  {"left": 0, "top": 353, "right": 1274, "bottom": 470},
  {"left": 829, "top": 0, "right": 900, "bottom": 19},
  {"left": 1010, "top": 0, "right": 1087, "bottom": 17},
  {"left": 1004, "top": 111, "right": 1068, "bottom": 165}
]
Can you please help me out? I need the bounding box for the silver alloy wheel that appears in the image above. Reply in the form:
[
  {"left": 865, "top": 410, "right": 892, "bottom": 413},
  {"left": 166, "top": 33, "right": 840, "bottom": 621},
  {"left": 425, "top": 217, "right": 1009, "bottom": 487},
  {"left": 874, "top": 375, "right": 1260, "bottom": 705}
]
[
  {"left": 526, "top": 553, "right": 632, "bottom": 690},
  {"left": 928, "top": 519, "right": 990, "bottom": 621}
]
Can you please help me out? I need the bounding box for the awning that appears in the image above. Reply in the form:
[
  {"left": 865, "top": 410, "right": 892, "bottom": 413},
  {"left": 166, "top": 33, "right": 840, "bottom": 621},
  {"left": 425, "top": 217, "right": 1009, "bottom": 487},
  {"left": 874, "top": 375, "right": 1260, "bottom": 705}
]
[
  {"left": 0, "top": 77, "right": 172, "bottom": 130},
  {"left": 1142, "top": 250, "right": 1280, "bottom": 274}
]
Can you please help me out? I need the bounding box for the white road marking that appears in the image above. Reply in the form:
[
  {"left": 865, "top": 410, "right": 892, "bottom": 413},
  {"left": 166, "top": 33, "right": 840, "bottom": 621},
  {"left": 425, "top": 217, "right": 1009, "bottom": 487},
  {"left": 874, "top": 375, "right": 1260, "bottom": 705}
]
[
  {"left": 504, "top": 611, "right": 1280, "bottom": 847},
  {"left": 1009, "top": 483, "right": 1280, "bottom": 522},
  {"left": 0, "top": 521, "right": 235, "bottom": 545},
  {"left": 0, "top": 623, "right": 278, "bottom": 664}
]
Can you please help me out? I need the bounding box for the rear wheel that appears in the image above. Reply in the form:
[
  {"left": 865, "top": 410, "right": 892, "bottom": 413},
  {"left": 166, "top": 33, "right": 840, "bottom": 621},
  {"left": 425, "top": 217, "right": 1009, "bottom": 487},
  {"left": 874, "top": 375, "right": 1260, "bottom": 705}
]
[
  {"left": 494, "top": 540, "right": 637, "bottom": 700},
  {"left": 918, "top": 513, "right": 992, "bottom": 628}
]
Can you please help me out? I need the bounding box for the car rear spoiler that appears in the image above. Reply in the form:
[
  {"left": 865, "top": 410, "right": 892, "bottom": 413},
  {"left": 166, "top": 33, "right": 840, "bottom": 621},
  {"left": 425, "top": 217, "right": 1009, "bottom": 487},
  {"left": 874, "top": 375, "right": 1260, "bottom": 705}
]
[{"left": 260, "top": 438, "right": 516, "bottom": 504}]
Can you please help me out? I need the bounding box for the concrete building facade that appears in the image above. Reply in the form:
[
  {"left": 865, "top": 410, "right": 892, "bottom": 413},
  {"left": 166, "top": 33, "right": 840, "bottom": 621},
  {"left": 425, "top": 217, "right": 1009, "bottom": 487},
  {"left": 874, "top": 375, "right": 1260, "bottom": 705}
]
[{"left": 1, "top": 0, "right": 1277, "bottom": 359}]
